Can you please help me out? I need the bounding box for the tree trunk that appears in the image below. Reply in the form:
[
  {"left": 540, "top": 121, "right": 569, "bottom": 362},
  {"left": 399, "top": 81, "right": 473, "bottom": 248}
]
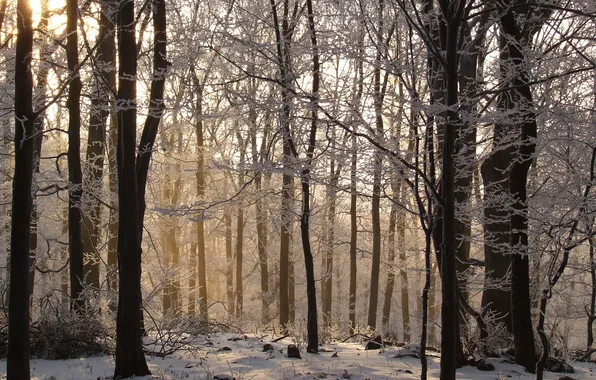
[
  {"left": 235, "top": 197, "right": 244, "bottom": 316},
  {"left": 367, "top": 0, "right": 385, "bottom": 330},
  {"left": 480, "top": 34, "right": 515, "bottom": 333},
  {"left": 498, "top": 2, "right": 544, "bottom": 371},
  {"left": 348, "top": 26, "right": 364, "bottom": 334},
  {"left": 252, "top": 121, "right": 269, "bottom": 323},
  {"left": 382, "top": 201, "right": 397, "bottom": 329},
  {"left": 225, "top": 210, "right": 234, "bottom": 317},
  {"left": 588, "top": 237, "right": 595, "bottom": 349},
  {"left": 82, "top": 0, "right": 116, "bottom": 292},
  {"left": 269, "top": 0, "right": 298, "bottom": 333},
  {"left": 28, "top": 0, "right": 51, "bottom": 301},
  {"left": 66, "top": 0, "right": 84, "bottom": 313},
  {"left": 191, "top": 78, "right": 208, "bottom": 319},
  {"left": 299, "top": 0, "right": 320, "bottom": 352},
  {"left": 113, "top": 0, "right": 150, "bottom": 375},
  {"left": 7, "top": 0, "right": 34, "bottom": 375},
  {"left": 438, "top": 1, "right": 467, "bottom": 378},
  {"left": 398, "top": 205, "right": 410, "bottom": 341},
  {"left": 106, "top": 95, "right": 118, "bottom": 313},
  {"left": 322, "top": 162, "right": 338, "bottom": 329}
]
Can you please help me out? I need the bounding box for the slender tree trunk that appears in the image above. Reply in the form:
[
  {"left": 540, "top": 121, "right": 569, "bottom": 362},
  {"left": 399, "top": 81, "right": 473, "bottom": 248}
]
[
  {"left": 107, "top": 113, "right": 118, "bottom": 312},
  {"left": 288, "top": 245, "right": 295, "bottom": 325},
  {"left": 587, "top": 237, "right": 596, "bottom": 350},
  {"left": 278, "top": 82, "right": 292, "bottom": 331},
  {"left": 28, "top": 1, "right": 51, "bottom": 302},
  {"left": 367, "top": 0, "right": 385, "bottom": 330},
  {"left": 322, "top": 162, "right": 338, "bottom": 329},
  {"left": 253, "top": 124, "right": 269, "bottom": 323},
  {"left": 348, "top": 26, "right": 364, "bottom": 334},
  {"left": 113, "top": 0, "right": 150, "bottom": 375},
  {"left": 269, "top": 0, "right": 298, "bottom": 333},
  {"left": 66, "top": 0, "right": 84, "bottom": 313},
  {"left": 235, "top": 150, "right": 245, "bottom": 317},
  {"left": 191, "top": 81, "right": 208, "bottom": 319},
  {"left": 7, "top": 0, "right": 34, "bottom": 375},
  {"left": 398, "top": 206, "right": 410, "bottom": 341},
  {"left": 82, "top": 0, "right": 116, "bottom": 292},
  {"left": 382, "top": 201, "right": 397, "bottom": 329},
  {"left": 299, "top": 0, "right": 320, "bottom": 352},
  {"left": 225, "top": 210, "right": 234, "bottom": 317}
]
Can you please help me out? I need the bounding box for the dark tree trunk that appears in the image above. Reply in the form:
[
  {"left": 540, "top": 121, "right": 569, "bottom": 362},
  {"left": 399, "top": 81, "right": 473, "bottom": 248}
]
[
  {"left": 288, "top": 241, "right": 295, "bottom": 325},
  {"left": 235, "top": 208, "right": 244, "bottom": 315},
  {"left": 349, "top": 132, "right": 358, "bottom": 334},
  {"left": 252, "top": 123, "right": 269, "bottom": 323},
  {"left": 190, "top": 73, "right": 208, "bottom": 319},
  {"left": 299, "top": 0, "right": 320, "bottom": 352},
  {"left": 348, "top": 27, "right": 364, "bottom": 334},
  {"left": 437, "top": 0, "right": 467, "bottom": 378},
  {"left": 588, "top": 237, "right": 596, "bottom": 350},
  {"left": 133, "top": 0, "right": 168, "bottom": 331},
  {"left": 269, "top": 0, "right": 297, "bottom": 333},
  {"left": 235, "top": 141, "right": 245, "bottom": 316},
  {"left": 322, "top": 160, "right": 338, "bottom": 329},
  {"left": 7, "top": 0, "right": 34, "bottom": 376},
  {"left": 66, "top": 0, "right": 85, "bottom": 313},
  {"left": 107, "top": 113, "right": 118, "bottom": 312},
  {"left": 367, "top": 0, "right": 385, "bottom": 331},
  {"left": 225, "top": 210, "right": 234, "bottom": 317},
  {"left": 498, "top": 2, "right": 544, "bottom": 371},
  {"left": 113, "top": 0, "right": 151, "bottom": 375},
  {"left": 480, "top": 34, "right": 515, "bottom": 333},
  {"left": 135, "top": 0, "right": 168, "bottom": 236},
  {"left": 82, "top": 0, "right": 116, "bottom": 292},
  {"left": 28, "top": 0, "right": 51, "bottom": 301},
  {"left": 382, "top": 201, "right": 397, "bottom": 329}
]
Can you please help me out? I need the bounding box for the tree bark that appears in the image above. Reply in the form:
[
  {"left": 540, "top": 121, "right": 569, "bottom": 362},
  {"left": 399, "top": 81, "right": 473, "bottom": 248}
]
[
  {"left": 224, "top": 210, "right": 234, "bottom": 317},
  {"left": 235, "top": 134, "right": 245, "bottom": 317},
  {"left": 348, "top": 27, "right": 364, "bottom": 334},
  {"left": 28, "top": 0, "right": 51, "bottom": 301},
  {"left": 367, "top": 0, "right": 386, "bottom": 330},
  {"left": 7, "top": 0, "right": 34, "bottom": 376},
  {"left": 82, "top": 0, "right": 116, "bottom": 292},
  {"left": 190, "top": 71, "right": 208, "bottom": 319},
  {"left": 113, "top": 0, "right": 150, "bottom": 375},
  {"left": 588, "top": 237, "right": 595, "bottom": 350},
  {"left": 66, "top": 0, "right": 85, "bottom": 313},
  {"left": 269, "top": 0, "right": 297, "bottom": 333},
  {"left": 437, "top": 0, "right": 467, "bottom": 378},
  {"left": 252, "top": 117, "right": 269, "bottom": 323},
  {"left": 382, "top": 199, "right": 397, "bottom": 329},
  {"left": 480, "top": 34, "right": 515, "bottom": 333}
]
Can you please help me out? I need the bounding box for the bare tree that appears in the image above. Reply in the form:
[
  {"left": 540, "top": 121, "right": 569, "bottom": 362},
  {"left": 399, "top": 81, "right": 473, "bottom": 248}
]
[{"left": 7, "top": 0, "right": 35, "bottom": 376}]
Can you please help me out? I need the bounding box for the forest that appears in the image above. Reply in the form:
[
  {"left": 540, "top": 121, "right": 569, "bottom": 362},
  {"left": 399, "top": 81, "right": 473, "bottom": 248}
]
[{"left": 0, "top": 0, "right": 594, "bottom": 378}]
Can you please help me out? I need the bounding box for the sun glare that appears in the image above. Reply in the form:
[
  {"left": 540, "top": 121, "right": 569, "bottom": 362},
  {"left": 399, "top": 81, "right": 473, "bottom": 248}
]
[{"left": 30, "top": 0, "right": 68, "bottom": 33}]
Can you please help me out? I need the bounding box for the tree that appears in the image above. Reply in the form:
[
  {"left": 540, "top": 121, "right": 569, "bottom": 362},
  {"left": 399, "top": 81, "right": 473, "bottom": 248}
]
[
  {"left": 7, "top": 0, "right": 34, "bottom": 377},
  {"left": 437, "top": 0, "right": 468, "bottom": 377},
  {"left": 82, "top": 0, "right": 117, "bottom": 293},
  {"left": 113, "top": 0, "right": 155, "bottom": 375},
  {"left": 269, "top": 0, "right": 299, "bottom": 333},
  {"left": 367, "top": 0, "right": 389, "bottom": 330},
  {"left": 299, "top": 0, "right": 320, "bottom": 352},
  {"left": 66, "top": 0, "right": 85, "bottom": 313}
]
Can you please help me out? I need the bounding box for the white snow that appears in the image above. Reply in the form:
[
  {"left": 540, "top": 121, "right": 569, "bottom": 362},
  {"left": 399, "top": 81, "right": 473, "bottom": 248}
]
[{"left": 1, "top": 333, "right": 596, "bottom": 379}]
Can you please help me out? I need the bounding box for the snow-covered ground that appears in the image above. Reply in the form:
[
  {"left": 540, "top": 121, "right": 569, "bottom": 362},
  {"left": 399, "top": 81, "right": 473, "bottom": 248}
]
[{"left": 1, "top": 333, "right": 595, "bottom": 379}]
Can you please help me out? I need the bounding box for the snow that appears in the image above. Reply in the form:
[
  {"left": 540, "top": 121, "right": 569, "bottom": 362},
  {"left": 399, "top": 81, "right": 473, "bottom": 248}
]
[{"left": 1, "top": 333, "right": 596, "bottom": 379}]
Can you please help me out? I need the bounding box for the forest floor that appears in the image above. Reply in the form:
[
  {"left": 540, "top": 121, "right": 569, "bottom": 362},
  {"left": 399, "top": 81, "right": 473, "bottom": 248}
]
[{"left": 1, "top": 333, "right": 596, "bottom": 379}]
